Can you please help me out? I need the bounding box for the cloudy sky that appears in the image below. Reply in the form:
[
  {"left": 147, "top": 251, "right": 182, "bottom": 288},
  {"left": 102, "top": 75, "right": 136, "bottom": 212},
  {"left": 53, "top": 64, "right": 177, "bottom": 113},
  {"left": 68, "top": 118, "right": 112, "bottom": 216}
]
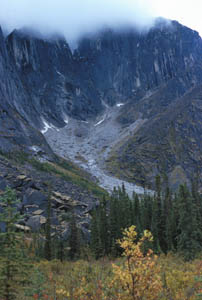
[{"left": 0, "top": 0, "right": 201, "bottom": 41}]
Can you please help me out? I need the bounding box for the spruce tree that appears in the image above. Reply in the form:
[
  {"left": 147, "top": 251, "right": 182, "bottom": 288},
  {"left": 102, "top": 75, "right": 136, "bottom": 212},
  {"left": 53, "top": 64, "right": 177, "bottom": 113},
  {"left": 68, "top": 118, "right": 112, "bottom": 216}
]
[
  {"left": 99, "top": 196, "right": 109, "bottom": 255},
  {"left": 177, "top": 184, "right": 202, "bottom": 260},
  {"left": 151, "top": 176, "right": 163, "bottom": 252},
  {"left": 162, "top": 186, "right": 172, "bottom": 252},
  {"left": 69, "top": 212, "right": 80, "bottom": 260},
  {"left": 120, "top": 187, "right": 131, "bottom": 229},
  {"left": 90, "top": 209, "right": 102, "bottom": 258},
  {"left": 44, "top": 188, "right": 52, "bottom": 261},
  {"left": 108, "top": 194, "right": 122, "bottom": 256},
  {"left": 0, "top": 188, "right": 30, "bottom": 300},
  {"left": 151, "top": 195, "right": 161, "bottom": 252}
]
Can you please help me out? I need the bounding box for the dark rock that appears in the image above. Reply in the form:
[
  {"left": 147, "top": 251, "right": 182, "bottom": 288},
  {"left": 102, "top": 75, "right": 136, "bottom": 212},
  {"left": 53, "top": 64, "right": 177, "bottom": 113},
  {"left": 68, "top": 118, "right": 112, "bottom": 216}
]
[
  {"left": 108, "top": 84, "right": 202, "bottom": 189},
  {"left": 26, "top": 215, "right": 47, "bottom": 231},
  {"left": 0, "top": 176, "right": 8, "bottom": 190},
  {"left": 22, "top": 188, "right": 47, "bottom": 208},
  {"left": 62, "top": 226, "right": 70, "bottom": 240},
  {"left": 0, "top": 155, "right": 98, "bottom": 237}
]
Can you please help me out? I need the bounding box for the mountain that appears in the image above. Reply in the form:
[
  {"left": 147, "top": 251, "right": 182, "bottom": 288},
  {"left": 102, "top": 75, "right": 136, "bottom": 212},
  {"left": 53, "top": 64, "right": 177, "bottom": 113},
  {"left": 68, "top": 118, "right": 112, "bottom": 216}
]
[
  {"left": 0, "top": 27, "right": 53, "bottom": 156},
  {"left": 107, "top": 85, "right": 202, "bottom": 189},
  {"left": 0, "top": 19, "right": 202, "bottom": 190}
]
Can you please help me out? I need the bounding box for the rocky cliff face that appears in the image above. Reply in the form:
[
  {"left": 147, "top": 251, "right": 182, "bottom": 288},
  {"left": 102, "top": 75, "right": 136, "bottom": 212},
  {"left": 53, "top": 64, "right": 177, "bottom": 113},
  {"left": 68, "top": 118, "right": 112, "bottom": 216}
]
[
  {"left": 6, "top": 29, "right": 103, "bottom": 127},
  {"left": 0, "top": 19, "right": 202, "bottom": 189},
  {"left": 0, "top": 27, "right": 53, "bottom": 156},
  {"left": 107, "top": 84, "right": 202, "bottom": 189},
  {"left": 77, "top": 20, "right": 202, "bottom": 106}
]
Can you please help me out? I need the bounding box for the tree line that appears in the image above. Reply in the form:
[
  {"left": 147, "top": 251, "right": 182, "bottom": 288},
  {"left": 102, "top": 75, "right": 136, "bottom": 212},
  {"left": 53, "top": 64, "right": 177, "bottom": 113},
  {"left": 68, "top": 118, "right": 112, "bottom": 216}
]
[
  {"left": 0, "top": 178, "right": 202, "bottom": 298},
  {"left": 90, "top": 176, "right": 202, "bottom": 260}
]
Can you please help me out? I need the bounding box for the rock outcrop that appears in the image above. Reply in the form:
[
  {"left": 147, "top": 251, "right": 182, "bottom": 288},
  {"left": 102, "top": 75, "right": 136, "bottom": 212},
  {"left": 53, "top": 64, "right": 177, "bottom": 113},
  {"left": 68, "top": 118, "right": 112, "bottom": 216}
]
[
  {"left": 0, "top": 155, "right": 98, "bottom": 237},
  {"left": 0, "top": 27, "right": 53, "bottom": 156}
]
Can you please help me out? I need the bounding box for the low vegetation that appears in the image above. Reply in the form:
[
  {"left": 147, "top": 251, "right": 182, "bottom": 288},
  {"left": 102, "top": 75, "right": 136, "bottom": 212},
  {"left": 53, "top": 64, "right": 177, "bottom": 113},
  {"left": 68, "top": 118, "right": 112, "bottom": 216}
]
[
  {"left": 0, "top": 224, "right": 201, "bottom": 299},
  {"left": 0, "top": 150, "right": 107, "bottom": 198},
  {"left": 0, "top": 171, "right": 201, "bottom": 299}
]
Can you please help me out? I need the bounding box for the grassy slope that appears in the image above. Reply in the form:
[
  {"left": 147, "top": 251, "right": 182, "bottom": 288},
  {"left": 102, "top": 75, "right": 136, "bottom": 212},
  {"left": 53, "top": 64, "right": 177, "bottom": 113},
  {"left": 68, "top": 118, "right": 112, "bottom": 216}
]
[
  {"left": 0, "top": 150, "right": 108, "bottom": 199},
  {"left": 107, "top": 84, "right": 202, "bottom": 189}
]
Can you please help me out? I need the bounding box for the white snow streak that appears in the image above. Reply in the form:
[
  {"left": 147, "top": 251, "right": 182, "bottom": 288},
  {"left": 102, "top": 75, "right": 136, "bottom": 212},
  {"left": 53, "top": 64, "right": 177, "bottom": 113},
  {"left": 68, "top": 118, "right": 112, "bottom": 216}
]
[
  {"left": 116, "top": 103, "right": 124, "bottom": 107},
  {"left": 94, "top": 116, "right": 106, "bottom": 126},
  {"left": 41, "top": 119, "right": 59, "bottom": 134}
]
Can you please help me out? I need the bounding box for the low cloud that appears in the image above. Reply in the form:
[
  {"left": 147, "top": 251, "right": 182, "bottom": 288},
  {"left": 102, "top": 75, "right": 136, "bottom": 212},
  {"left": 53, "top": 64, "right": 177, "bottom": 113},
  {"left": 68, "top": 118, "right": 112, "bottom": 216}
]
[{"left": 0, "top": 0, "right": 156, "bottom": 42}]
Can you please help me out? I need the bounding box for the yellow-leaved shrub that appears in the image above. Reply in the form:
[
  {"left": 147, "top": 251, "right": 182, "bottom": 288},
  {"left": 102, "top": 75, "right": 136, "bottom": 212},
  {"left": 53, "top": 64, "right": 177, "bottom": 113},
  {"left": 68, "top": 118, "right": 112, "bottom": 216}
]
[{"left": 110, "top": 225, "right": 162, "bottom": 300}]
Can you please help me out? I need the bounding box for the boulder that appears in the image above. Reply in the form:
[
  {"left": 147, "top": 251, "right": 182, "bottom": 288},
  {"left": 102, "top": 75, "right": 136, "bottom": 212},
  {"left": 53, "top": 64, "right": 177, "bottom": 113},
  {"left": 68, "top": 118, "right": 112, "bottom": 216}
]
[
  {"left": 32, "top": 209, "right": 44, "bottom": 215},
  {"left": 15, "top": 224, "right": 31, "bottom": 232},
  {"left": 23, "top": 188, "right": 47, "bottom": 208},
  {"left": 0, "top": 176, "right": 8, "bottom": 190},
  {"left": 26, "top": 215, "right": 47, "bottom": 231}
]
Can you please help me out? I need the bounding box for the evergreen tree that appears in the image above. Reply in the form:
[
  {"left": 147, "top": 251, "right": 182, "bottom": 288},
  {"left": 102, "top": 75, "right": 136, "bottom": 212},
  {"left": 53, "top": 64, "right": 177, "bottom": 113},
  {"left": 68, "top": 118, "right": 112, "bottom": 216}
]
[
  {"left": 165, "top": 193, "right": 176, "bottom": 252},
  {"left": 57, "top": 235, "right": 65, "bottom": 262},
  {"left": 44, "top": 188, "right": 52, "bottom": 261},
  {"left": 177, "top": 184, "right": 202, "bottom": 260},
  {"left": 0, "top": 188, "right": 31, "bottom": 300},
  {"left": 99, "top": 196, "right": 109, "bottom": 255},
  {"left": 151, "top": 195, "right": 161, "bottom": 252},
  {"left": 120, "top": 186, "right": 131, "bottom": 229},
  {"left": 69, "top": 212, "right": 80, "bottom": 260},
  {"left": 108, "top": 194, "right": 122, "bottom": 256},
  {"left": 90, "top": 209, "right": 102, "bottom": 259},
  {"left": 141, "top": 194, "right": 153, "bottom": 231},
  {"left": 132, "top": 193, "right": 141, "bottom": 230},
  {"left": 89, "top": 180, "right": 202, "bottom": 259},
  {"left": 162, "top": 186, "right": 172, "bottom": 252},
  {"left": 151, "top": 176, "right": 163, "bottom": 252}
]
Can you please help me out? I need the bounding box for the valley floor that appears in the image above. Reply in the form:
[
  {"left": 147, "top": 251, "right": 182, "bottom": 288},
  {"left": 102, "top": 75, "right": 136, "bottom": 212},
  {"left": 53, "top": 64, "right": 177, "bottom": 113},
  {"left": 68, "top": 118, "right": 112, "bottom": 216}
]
[{"left": 11, "top": 254, "right": 202, "bottom": 300}]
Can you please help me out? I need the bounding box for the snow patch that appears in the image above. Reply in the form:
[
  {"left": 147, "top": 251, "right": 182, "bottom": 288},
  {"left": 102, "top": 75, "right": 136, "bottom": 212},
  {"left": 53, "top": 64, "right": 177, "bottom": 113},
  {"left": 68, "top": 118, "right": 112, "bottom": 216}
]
[
  {"left": 56, "top": 70, "right": 64, "bottom": 78},
  {"left": 136, "top": 77, "right": 141, "bottom": 87},
  {"left": 88, "top": 159, "right": 95, "bottom": 166},
  {"left": 116, "top": 103, "right": 124, "bottom": 107},
  {"left": 30, "top": 146, "right": 38, "bottom": 152},
  {"left": 94, "top": 116, "right": 106, "bottom": 126},
  {"left": 154, "top": 60, "right": 160, "bottom": 73},
  {"left": 62, "top": 114, "right": 70, "bottom": 125},
  {"left": 101, "top": 100, "right": 109, "bottom": 109},
  {"left": 76, "top": 88, "right": 81, "bottom": 96},
  {"left": 41, "top": 119, "right": 57, "bottom": 134},
  {"left": 64, "top": 118, "right": 69, "bottom": 124}
]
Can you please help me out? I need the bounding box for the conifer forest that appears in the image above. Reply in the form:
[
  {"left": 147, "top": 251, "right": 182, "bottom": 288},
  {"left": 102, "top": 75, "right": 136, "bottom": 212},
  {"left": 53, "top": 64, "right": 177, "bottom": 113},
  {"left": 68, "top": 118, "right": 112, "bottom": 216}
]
[{"left": 0, "top": 177, "right": 202, "bottom": 299}]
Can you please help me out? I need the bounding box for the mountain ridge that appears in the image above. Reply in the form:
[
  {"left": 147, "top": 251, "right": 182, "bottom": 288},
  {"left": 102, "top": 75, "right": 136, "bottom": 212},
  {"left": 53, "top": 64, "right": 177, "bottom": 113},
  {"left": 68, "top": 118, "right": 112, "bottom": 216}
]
[{"left": 0, "top": 19, "right": 202, "bottom": 190}]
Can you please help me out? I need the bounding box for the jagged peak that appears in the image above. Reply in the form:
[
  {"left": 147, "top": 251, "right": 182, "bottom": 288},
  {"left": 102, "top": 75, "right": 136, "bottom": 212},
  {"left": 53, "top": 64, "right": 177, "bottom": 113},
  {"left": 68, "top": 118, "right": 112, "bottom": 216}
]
[
  {"left": 0, "top": 26, "right": 3, "bottom": 37},
  {"left": 7, "top": 27, "right": 68, "bottom": 46},
  {"left": 77, "top": 17, "right": 201, "bottom": 48},
  {"left": 0, "top": 26, "right": 5, "bottom": 44},
  {"left": 151, "top": 18, "right": 201, "bottom": 40},
  {"left": 0, "top": 26, "right": 7, "bottom": 56}
]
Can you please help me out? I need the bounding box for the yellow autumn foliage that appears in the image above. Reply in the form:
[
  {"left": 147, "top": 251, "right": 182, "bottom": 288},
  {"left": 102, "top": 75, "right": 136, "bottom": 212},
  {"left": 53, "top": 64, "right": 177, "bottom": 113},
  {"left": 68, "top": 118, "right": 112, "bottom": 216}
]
[
  {"left": 111, "top": 225, "right": 162, "bottom": 300},
  {"left": 10, "top": 227, "right": 202, "bottom": 300},
  {"left": 159, "top": 254, "right": 202, "bottom": 300}
]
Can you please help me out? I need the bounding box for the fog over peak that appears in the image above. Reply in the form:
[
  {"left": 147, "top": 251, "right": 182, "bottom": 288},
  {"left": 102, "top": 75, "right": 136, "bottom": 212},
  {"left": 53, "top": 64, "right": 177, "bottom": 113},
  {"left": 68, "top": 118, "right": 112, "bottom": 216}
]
[{"left": 0, "top": 0, "right": 157, "bottom": 42}]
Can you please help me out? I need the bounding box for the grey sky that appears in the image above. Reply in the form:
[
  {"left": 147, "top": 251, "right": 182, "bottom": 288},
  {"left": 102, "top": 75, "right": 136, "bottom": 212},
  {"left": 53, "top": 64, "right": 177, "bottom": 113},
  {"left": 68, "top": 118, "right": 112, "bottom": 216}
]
[
  {"left": 0, "top": 0, "right": 202, "bottom": 42},
  {"left": 0, "top": 0, "right": 156, "bottom": 41}
]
